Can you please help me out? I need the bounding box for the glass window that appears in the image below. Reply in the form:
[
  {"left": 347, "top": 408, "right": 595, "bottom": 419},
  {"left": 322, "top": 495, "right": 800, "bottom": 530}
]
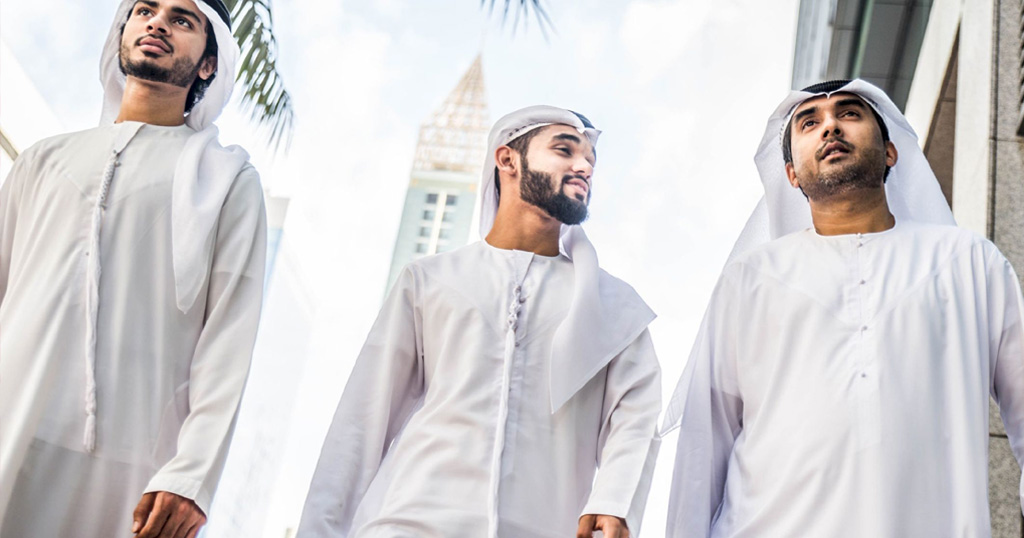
[
  {"left": 415, "top": 243, "right": 428, "bottom": 253},
  {"left": 419, "top": 227, "right": 431, "bottom": 237},
  {"left": 442, "top": 212, "right": 453, "bottom": 222},
  {"left": 439, "top": 229, "right": 451, "bottom": 239},
  {"left": 426, "top": 193, "right": 438, "bottom": 204},
  {"left": 423, "top": 210, "right": 435, "bottom": 221},
  {"left": 445, "top": 195, "right": 458, "bottom": 206}
]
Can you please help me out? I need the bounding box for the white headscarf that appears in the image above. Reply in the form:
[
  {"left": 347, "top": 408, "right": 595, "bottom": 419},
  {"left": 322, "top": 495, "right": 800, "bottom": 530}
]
[
  {"left": 480, "top": 106, "right": 655, "bottom": 412},
  {"left": 725, "top": 78, "right": 955, "bottom": 263},
  {"left": 99, "top": 0, "right": 251, "bottom": 314},
  {"left": 662, "top": 79, "right": 955, "bottom": 433}
]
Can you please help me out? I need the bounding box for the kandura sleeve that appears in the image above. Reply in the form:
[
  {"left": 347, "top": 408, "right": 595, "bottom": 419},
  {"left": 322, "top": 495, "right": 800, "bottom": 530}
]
[
  {"left": 0, "top": 148, "right": 36, "bottom": 524},
  {"left": 296, "top": 264, "right": 425, "bottom": 538},
  {"left": 144, "top": 166, "right": 267, "bottom": 515},
  {"left": 0, "top": 148, "right": 30, "bottom": 305},
  {"left": 580, "top": 328, "right": 662, "bottom": 536},
  {"left": 665, "top": 271, "right": 743, "bottom": 538},
  {"left": 987, "top": 246, "right": 1024, "bottom": 516}
]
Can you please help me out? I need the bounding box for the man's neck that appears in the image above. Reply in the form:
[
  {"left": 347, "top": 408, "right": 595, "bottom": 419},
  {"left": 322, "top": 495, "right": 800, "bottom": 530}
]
[
  {"left": 115, "top": 77, "right": 188, "bottom": 126},
  {"left": 808, "top": 186, "right": 895, "bottom": 236},
  {"left": 485, "top": 199, "right": 562, "bottom": 257}
]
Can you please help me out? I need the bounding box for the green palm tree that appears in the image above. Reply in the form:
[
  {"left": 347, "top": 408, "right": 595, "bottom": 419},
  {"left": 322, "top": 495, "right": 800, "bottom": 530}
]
[
  {"left": 226, "top": 0, "right": 549, "bottom": 150},
  {"left": 225, "top": 0, "right": 292, "bottom": 150}
]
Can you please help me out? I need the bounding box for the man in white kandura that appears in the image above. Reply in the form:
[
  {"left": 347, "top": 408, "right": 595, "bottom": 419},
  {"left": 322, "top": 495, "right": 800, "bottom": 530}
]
[
  {"left": 0, "top": 1, "right": 266, "bottom": 536},
  {"left": 298, "top": 106, "right": 662, "bottom": 538},
  {"left": 662, "top": 79, "right": 1024, "bottom": 537}
]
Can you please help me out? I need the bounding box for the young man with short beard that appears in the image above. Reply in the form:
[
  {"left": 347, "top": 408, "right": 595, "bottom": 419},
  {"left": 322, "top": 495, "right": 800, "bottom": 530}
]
[
  {"left": 662, "top": 80, "right": 1024, "bottom": 536},
  {"left": 299, "top": 106, "right": 662, "bottom": 538},
  {"left": 0, "top": 1, "right": 266, "bottom": 537}
]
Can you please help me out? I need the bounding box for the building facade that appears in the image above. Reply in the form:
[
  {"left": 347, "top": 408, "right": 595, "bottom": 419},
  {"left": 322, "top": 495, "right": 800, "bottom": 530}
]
[
  {"left": 792, "top": 0, "right": 1024, "bottom": 534},
  {"left": 384, "top": 55, "right": 490, "bottom": 294}
]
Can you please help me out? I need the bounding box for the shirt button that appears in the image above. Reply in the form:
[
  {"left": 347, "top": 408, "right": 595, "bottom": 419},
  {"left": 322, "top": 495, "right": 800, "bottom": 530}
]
[
  {"left": 861, "top": 325, "right": 868, "bottom": 331},
  {"left": 861, "top": 372, "right": 867, "bottom": 378},
  {"left": 859, "top": 279, "right": 866, "bottom": 285}
]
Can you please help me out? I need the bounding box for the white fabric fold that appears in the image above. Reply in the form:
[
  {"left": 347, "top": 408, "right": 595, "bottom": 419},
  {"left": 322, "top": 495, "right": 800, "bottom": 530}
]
[
  {"left": 662, "top": 79, "right": 955, "bottom": 434},
  {"left": 478, "top": 106, "right": 655, "bottom": 413},
  {"left": 99, "top": 0, "right": 247, "bottom": 313}
]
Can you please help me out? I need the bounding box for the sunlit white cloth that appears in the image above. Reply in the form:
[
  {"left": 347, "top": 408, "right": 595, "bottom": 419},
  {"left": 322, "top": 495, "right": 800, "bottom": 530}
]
[
  {"left": 0, "top": 121, "right": 266, "bottom": 535},
  {"left": 297, "top": 240, "right": 661, "bottom": 538},
  {"left": 665, "top": 221, "right": 1024, "bottom": 536},
  {"left": 663, "top": 79, "right": 1024, "bottom": 537}
]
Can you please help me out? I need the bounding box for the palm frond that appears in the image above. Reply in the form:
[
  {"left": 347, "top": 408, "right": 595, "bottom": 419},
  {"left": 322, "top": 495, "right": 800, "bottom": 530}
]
[
  {"left": 481, "top": 0, "right": 554, "bottom": 38},
  {"left": 225, "top": 0, "right": 294, "bottom": 151}
]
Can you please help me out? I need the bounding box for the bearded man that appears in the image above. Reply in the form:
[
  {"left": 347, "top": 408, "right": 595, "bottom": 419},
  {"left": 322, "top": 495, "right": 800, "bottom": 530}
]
[
  {"left": 662, "top": 79, "right": 1024, "bottom": 537},
  {"left": 0, "top": 1, "right": 266, "bottom": 537},
  {"left": 298, "top": 106, "right": 662, "bottom": 538}
]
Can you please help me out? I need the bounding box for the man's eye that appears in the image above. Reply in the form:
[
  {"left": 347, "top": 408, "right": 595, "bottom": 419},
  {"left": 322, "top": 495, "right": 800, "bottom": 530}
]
[
  {"left": 174, "top": 18, "right": 192, "bottom": 28},
  {"left": 841, "top": 110, "right": 860, "bottom": 118},
  {"left": 136, "top": 7, "right": 152, "bottom": 16},
  {"left": 801, "top": 120, "right": 817, "bottom": 130},
  {"left": 556, "top": 147, "right": 572, "bottom": 155}
]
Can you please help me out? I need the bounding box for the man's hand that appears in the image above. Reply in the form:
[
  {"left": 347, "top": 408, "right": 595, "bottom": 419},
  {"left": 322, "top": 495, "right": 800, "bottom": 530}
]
[
  {"left": 132, "top": 491, "right": 206, "bottom": 538},
  {"left": 577, "top": 514, "right": 629, "bottom": 538}
]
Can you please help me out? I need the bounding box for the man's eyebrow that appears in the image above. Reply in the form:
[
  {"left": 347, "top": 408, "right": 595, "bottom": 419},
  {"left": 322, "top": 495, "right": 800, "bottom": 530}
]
[
  {"left": 835, "top": 98, "right": 866, "bottom": 108},
  {"left": 171, "top": 6, "right": 203, "bottom": 25},
  {"left": 133, "top": 0, "right": 204, "bottom": 25},
  {"left": 552, "top": 133, "right": 582, "bottom": 144},
  {"left": 792, "top": 105, "right": 818, "bottom": 124}
]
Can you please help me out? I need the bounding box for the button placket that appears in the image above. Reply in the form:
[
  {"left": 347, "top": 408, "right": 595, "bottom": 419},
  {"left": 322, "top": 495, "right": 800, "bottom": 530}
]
[{"left": 852, "top": 235, "right": 881, "bottom": 448}]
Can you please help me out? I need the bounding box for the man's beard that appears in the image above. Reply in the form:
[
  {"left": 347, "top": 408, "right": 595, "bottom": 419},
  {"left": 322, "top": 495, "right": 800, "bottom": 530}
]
[
  {"left": 798, "top": 137, "right": 887, "bottom": 201},
  {"left": 519, "top": 157, "right": 590, "bottom": 225},
  {"left": 119, "top": 40, "right": 200, "bottom": 88}
]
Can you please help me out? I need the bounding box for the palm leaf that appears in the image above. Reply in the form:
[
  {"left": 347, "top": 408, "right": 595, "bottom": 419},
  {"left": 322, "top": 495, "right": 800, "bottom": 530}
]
[
  {"left": 481, "top": 0, "right": 554, "bottom": 38},
  {"left": 225, "top": 0, "right": 294, "bottom": 151}
]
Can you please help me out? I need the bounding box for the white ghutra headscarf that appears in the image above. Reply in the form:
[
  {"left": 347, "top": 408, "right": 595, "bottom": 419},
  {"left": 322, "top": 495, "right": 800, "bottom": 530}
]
[
  {"left": 79, "top": 0, "right": 254, "bottom": 452},
  {"left": 100, "top": 0, "right": 251, "bottom": 314},
  {"left": 479, "top": 106, "right": 656, "bottom": 413},
  {"left": 662, "top": 79, "right": 955, "bottom": 434}
]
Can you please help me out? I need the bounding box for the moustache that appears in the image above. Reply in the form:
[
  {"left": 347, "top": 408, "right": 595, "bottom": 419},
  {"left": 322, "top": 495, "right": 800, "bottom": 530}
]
[
  {"left": 561, "top": 174, "right": 590, "bottom": 186},
  {"left": 135, "top": 34, "right": 173, "bottom": 53},
  {"left": 815, "top": 137, "right": 853, "bottom": 161}
]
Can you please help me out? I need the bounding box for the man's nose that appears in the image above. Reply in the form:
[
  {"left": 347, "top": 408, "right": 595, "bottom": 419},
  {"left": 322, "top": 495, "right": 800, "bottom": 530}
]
[
  {"left": 573, "top": 157, "right": 593, "bottom": 179},
  {"left": 147, "top": 13, "right": 170, "bottom": 34},
  {"left": 820, "top": 114, "right": 842, "bottom": 139}
]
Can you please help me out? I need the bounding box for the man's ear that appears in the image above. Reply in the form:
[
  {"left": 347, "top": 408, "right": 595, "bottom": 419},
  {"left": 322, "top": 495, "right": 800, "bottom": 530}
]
[
  {"left": 197, "top": 55, "right": 217, "bottom": 81},
  {"left": 785, "top": 162, "right": 800, "bottom": 189},
  {"left": 884, "top": 140, "right": 898, "bottom": 169},
  {"left": 495, "top": 146, "right": 518, "bottom": 177}
]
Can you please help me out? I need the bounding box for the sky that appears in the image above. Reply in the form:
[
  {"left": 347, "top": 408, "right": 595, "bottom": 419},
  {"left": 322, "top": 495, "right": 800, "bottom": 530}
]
[{"left": 1, "top": 0, "right": 799, "bottom": 535}]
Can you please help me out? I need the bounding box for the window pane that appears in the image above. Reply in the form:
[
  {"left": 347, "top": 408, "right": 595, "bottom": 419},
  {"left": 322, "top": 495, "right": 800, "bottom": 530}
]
[
  {"left": 423, "top": 210, "right": 435, "bottom": 220},
  {"left": 415, "top": 243, "right": 428, "bottom": 253},
  {"left": 426, "top": 193, "right": 438, "bottom": 204},
  {"left": 442, "top": 212, "right": 453, "bottom": 222},
  {"left": 439, "top": 229, "right": 451, "bottom": 239},
  {"left": 445, "top": 195, "right": 458, "bottom": 206},
  {"left": 419, "top": 227, "right": 431, "bottom": 237}
]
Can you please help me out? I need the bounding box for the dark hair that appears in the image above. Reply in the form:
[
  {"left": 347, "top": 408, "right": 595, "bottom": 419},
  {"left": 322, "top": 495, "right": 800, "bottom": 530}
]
[
  {"left": 184, "top": 19, "right": 218, "bottom": 114},
  {"left": 494, "top": 125, "right": 545, "bottom": 197}
]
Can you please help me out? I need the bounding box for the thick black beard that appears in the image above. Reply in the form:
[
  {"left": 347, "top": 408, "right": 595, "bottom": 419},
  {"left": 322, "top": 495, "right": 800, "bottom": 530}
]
[
  {"left": 119, "top": 42, "right": 200, "bottom": 89},
  {"left": 798, "top": 139, "right": 887, "bottom": 201},
  {"left": 518, "top": 156, "right": 589, "bottom": 225}
]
